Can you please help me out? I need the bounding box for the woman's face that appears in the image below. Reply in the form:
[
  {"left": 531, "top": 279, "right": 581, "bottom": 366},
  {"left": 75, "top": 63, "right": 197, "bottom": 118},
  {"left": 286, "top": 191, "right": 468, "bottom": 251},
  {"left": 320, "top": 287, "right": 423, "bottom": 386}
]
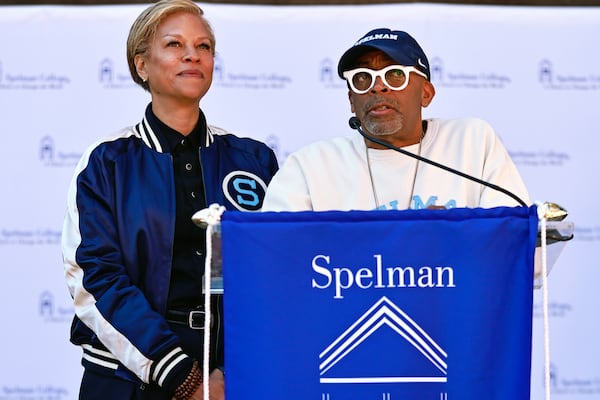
[{"left": 135, "top": 11, "right": 214, "bottom": 105}]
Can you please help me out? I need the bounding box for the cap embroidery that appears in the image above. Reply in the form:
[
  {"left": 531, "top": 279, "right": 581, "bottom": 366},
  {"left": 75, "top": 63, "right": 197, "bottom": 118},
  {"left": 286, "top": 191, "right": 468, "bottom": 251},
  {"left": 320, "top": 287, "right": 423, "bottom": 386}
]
[{"left": 354, "top": 33, "right": 398, "bottom": 46}]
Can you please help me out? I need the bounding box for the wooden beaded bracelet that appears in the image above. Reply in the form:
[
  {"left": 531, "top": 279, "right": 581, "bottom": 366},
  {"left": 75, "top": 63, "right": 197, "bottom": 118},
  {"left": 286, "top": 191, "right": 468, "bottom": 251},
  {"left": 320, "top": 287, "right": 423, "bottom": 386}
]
[{"left": 174, "top": 360, "right": 202, "bottom": 400}]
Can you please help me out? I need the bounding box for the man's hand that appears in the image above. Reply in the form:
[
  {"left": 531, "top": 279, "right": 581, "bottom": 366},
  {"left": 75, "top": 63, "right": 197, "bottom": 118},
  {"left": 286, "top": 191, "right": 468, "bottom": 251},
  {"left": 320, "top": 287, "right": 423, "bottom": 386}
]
[
  {"left": 184, "top": 367, "right": 225, "bottom": 400},
  {"left": 208, "top": 368, "right": 225, "bottom": 400}
]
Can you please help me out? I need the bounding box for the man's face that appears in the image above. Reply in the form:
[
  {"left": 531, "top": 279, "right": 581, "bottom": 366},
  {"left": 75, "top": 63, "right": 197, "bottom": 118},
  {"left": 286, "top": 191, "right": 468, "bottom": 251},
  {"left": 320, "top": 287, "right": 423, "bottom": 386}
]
[{"left": 346, "top": 50, "right": 435, "bottom": 146}]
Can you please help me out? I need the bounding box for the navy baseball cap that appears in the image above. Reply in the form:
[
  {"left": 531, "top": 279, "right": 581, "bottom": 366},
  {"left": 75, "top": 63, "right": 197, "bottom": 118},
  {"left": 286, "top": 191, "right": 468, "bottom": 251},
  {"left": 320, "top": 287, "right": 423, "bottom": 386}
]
[{"left": 337, "top": 28, "right": 431, "bottom": 81}]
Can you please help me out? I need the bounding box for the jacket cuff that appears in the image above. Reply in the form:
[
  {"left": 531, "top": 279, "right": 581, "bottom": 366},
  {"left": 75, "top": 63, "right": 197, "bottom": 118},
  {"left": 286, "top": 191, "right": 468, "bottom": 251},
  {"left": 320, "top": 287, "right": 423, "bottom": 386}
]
[{"left": 150, "top": 347, "right": 194, "bottom": 394}]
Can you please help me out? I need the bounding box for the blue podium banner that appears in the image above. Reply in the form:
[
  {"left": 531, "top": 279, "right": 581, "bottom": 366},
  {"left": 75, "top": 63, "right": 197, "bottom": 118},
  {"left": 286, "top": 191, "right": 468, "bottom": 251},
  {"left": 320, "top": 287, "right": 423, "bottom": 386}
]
[{"left": 221, "top": 206, "right": 538, "bottom": 400}]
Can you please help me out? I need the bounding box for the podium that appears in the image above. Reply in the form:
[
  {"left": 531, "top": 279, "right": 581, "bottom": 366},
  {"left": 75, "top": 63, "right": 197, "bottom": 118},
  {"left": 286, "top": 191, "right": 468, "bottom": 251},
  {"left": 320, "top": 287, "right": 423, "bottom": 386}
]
[
  {"left": 534, "top": 219, "right": 573, "bottom": 288},
  {"left": 194, "top": 204, "right": 572, "bottom": 400}
]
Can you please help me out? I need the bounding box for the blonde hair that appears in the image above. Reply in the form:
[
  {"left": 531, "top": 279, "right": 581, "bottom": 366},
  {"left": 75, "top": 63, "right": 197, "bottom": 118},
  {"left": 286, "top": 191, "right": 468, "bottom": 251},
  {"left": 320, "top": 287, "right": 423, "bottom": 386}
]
[{"left": 126, "top": 0, "right": 216, "bottom": 91}]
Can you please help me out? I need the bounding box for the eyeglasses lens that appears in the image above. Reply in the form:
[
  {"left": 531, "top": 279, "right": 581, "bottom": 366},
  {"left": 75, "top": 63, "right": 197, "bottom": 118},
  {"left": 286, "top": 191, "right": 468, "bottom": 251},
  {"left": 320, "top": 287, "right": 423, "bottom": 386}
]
[
  {"left": 351, "top": 68, "right": 408, "bottom": 91},
  {"left": 384, "top": 68, "right": 407, "bottom": 89},
  {"left": 352, "top": 72, "right": 372, "bottom": 92}
]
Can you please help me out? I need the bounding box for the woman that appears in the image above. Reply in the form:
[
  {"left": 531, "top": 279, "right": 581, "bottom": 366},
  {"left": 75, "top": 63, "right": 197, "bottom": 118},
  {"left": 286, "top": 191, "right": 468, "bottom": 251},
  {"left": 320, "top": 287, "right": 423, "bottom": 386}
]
[{"left": 61, "top": 1, "right": 278, "bottom": 399}]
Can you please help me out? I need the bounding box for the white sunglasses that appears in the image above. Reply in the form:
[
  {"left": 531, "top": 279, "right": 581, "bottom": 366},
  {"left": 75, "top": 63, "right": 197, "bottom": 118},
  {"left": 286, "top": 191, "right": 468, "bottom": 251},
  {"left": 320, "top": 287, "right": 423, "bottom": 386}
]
[{"left": 343, "top": 65, "right": 428, "bottom": 94}]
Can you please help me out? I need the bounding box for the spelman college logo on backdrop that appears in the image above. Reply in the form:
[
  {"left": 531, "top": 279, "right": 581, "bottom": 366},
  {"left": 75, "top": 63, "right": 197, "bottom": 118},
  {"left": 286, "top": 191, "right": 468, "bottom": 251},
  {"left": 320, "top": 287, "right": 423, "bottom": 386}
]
[
  {"left": 39, "top": 291, "right": 74, "bottom": 323},
  {"left": 99, "top": 58, "right": 137, "bottom": 89},
  {"left": 39, "top": 135, "right": 82, "bottom": 167},
  {"left": 430, "top": 57, "right": 511, "bottom": 89},
  {"left": 319, "top": 58, "right": 346, "bottom": 90},
  {"left": 539, "top": 59, "right": 600, "bottom": 90},
  {"left": 213, "top": 55, "right": 292, "bottom": 90},
  {"left": 222, "top": 170, "right": 268, "bottom": 211},
  {"left": 544, "top": 363, "right": 600, "bottom": 396},
  {"left": 0, "top": 60, "right": 70, "bottom": 90}
]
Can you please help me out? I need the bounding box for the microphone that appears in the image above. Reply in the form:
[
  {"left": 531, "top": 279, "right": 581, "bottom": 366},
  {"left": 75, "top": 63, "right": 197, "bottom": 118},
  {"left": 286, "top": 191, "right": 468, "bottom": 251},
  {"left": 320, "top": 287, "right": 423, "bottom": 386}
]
[{"left": 348, "top": 116, "right": 527, "bottom": 207}]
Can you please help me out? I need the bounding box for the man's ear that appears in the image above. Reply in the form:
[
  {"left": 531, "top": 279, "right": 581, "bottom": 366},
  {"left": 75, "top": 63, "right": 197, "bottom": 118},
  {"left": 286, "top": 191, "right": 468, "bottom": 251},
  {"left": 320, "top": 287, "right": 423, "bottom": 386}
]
[
  {"left": 348, "top": 91, "right": 355, "bottom": 113},
  {"left": 421, "top": 81, "right": 436, "bottom": 108}
]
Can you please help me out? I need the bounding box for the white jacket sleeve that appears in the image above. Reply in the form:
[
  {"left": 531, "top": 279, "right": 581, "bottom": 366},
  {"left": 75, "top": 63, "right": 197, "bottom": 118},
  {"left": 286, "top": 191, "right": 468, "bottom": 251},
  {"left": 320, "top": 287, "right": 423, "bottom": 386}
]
[{"left": 262, "top": 154, "right": 314, "bottom": 211}]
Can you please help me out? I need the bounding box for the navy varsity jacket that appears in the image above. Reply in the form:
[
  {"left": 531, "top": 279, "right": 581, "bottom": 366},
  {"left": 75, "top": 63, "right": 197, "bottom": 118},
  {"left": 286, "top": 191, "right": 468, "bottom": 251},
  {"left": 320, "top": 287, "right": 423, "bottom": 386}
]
[{"left": 61, "top": 115, "right": 278, "bottom": 388}]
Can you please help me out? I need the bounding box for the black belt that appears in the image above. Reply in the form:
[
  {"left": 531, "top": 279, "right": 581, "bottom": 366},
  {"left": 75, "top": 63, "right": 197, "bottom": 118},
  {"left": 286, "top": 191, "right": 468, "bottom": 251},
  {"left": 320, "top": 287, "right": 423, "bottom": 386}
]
[{"left": 166, "top": 308, "right": 208, "bottom": 330}]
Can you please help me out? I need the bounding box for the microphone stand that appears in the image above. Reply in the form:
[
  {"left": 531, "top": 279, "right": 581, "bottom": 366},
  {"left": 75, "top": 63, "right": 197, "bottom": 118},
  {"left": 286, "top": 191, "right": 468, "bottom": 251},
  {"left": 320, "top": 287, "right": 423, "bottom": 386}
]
[{"left": 349, "top": 117, "right": 528, "bottom": 207}]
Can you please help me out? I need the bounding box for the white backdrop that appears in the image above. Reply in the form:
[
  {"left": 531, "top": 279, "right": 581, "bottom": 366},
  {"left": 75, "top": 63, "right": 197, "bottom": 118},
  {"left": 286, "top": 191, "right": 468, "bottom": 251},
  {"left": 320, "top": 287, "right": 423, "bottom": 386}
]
[{"left": 0, "top": 3, "right": 598, "bottom": 399}]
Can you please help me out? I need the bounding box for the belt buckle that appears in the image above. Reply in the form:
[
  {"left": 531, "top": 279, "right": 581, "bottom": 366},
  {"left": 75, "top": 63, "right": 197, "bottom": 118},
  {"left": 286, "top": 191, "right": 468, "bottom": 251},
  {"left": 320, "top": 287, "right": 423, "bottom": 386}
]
[{"left": 188, "top": 310, "right": 205, "bottom": 330}]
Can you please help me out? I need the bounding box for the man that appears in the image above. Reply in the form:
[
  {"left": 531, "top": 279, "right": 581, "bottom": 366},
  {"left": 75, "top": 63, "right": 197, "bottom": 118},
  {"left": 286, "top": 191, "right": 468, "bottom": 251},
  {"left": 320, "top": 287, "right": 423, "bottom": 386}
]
[{"left": 262, "top": 28, "right": 529, "bottom": 211}]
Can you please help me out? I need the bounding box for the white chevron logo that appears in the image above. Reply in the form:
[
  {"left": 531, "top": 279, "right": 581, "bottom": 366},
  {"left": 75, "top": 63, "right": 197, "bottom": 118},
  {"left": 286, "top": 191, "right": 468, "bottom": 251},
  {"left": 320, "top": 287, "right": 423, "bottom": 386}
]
[{"left": 319, "top": 296, "right": 447, "bottom": 384}]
